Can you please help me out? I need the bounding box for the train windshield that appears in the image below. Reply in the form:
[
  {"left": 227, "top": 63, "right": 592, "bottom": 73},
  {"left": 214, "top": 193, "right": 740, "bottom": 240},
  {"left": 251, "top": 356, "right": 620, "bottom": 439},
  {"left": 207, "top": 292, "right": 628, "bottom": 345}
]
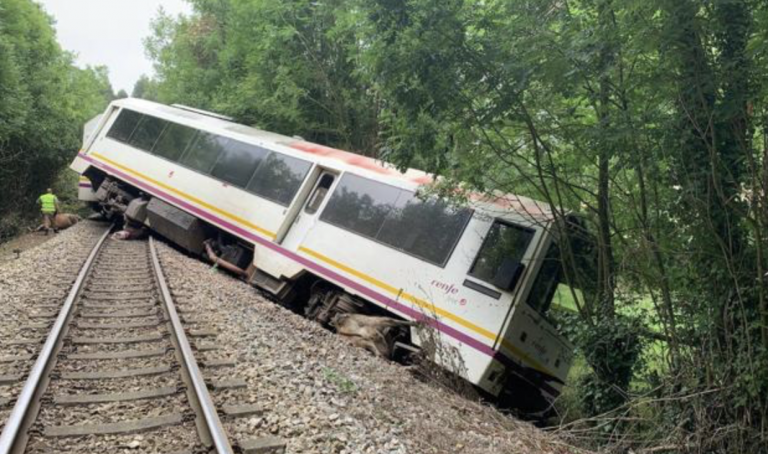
[{"left": 526, "top": 217, "right": 596, "bottom": 315}]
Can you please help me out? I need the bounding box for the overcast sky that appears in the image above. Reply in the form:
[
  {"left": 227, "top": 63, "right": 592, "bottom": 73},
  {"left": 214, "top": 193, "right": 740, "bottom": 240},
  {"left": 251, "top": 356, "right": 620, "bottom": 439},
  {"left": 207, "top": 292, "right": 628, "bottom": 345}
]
[{"left": 37, "top": 0, "right": 192, "bottom": 94}]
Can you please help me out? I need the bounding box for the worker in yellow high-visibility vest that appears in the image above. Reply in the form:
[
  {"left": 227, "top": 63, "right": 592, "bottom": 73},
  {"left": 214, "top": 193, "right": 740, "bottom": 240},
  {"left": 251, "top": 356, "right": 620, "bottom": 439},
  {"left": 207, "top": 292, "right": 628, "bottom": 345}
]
[{"left": 37, "top": 188, "right": 60, "bottom": 235}]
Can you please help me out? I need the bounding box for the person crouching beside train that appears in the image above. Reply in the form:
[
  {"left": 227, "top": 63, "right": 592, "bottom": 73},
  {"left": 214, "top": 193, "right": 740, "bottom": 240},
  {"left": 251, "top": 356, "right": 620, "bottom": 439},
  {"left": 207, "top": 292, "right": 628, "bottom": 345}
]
[{"left": 37, "top": 188, "right": 60, "bottom": 235}]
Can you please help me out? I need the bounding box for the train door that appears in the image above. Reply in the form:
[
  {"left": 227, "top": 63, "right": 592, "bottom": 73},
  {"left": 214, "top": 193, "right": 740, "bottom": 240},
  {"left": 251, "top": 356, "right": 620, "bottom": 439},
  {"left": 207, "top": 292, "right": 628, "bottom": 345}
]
[
  {"left": 460, "top": 218, "right": 552, "bottom": 352},
  {"left": 496, "top": 229, "right": 575, "bottom": 388},
  {"left": 280, "top": 170, "right": 338, "bottom": 250}
]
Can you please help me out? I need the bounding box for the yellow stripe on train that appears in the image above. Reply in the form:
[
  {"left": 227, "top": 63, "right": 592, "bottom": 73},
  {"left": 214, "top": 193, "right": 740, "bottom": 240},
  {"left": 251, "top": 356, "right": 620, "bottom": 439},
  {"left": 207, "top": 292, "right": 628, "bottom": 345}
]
[{"left": 91, "top": 153, "right": 277, "bottom": 240}]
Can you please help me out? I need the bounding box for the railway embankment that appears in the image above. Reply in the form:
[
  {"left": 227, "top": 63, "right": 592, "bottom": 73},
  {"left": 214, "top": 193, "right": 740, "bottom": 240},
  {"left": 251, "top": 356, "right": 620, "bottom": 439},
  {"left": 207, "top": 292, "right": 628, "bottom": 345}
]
[{"left": 1, "top": 221, "right": 584, "bottom": 454}]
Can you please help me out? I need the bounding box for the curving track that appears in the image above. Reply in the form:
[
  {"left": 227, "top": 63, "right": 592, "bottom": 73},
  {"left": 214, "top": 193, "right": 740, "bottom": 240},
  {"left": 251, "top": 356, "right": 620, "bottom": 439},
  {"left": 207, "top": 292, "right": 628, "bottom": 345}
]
[{"left": 0, "top": 229, "right": 240, "bottom": 454}]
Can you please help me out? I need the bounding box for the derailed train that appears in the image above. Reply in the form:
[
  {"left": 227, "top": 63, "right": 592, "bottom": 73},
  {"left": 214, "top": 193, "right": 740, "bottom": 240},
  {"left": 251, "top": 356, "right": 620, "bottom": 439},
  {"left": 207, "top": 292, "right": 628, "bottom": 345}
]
[{"left": 71, "top": 99, "right": 592, "bottom": 411}]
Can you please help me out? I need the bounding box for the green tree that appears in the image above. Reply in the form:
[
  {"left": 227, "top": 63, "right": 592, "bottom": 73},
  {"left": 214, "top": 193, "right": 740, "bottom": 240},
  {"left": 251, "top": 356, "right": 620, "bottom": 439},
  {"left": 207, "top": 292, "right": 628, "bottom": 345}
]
[
  {"left": 132, "top": 74, "right": 159, "bottom": 100},
  {"left": 145, "top": 0, "right": 378, "bottom": 153},
  {"left": 354, "top": 0, "right": 768, "bottom": 449},
  {"left": 0, "top": 0, "right": 113, "bottom": 238}
]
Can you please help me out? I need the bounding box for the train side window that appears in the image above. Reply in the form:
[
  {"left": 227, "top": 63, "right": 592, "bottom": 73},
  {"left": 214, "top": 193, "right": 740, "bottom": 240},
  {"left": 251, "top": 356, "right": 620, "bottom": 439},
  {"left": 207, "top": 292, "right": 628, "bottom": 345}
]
[
  {"left": 378, "top": 195, "right": 473, "bottom": 266},
  {"left": 107, "top": 109, "right": 143, "bottom": 143},
  {"left": 469, "top": 221, "right": 535, "bottom": 287},
  {"left": 152, "top": 123, "right": 198, "bottom": 162},
  {"left": 179, "top": 131, "right": 229, "bottom": 174},
  {"left": 320, "top": 173, "right": 401, "bottom": 239},
  {"left": 246, "top": 152, "right": 312, "bottom": 206},
  {"left": 211, "top": 140, "right": 268, "bottom": 188},
  {"left": 305, "top": 174, "right": 336, "bottom": 214},
  {"left": 129, "top": 115, "right": 168, "bottom": 151},
  {"left": 320, "top": 174, "right": 471, "bottom": 266}
]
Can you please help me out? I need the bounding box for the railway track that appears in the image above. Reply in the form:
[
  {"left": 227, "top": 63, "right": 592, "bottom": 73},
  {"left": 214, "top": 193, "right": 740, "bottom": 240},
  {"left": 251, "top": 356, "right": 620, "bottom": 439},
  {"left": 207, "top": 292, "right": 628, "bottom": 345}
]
[{"left": 0, "top": 228, "right": 241, "bottom": 454}]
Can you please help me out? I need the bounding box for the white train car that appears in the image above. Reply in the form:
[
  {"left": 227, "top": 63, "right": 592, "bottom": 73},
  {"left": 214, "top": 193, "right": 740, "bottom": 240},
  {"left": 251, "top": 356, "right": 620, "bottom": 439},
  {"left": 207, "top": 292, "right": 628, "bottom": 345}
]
[{"left": 71, "top": 99, "right": 590, "bottom": 410}]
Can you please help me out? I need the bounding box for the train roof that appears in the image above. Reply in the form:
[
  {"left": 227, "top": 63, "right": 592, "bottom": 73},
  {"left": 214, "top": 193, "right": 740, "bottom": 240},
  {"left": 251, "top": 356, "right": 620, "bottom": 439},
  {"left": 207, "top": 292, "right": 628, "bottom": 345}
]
[{"left": 111, "top": 98, "right": 555, "bottom": 223}]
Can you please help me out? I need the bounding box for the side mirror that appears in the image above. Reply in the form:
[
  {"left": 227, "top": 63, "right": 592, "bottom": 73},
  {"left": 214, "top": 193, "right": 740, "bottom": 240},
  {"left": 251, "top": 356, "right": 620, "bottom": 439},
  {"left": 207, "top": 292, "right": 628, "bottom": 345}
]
[{"left": 493, "top": 258, "right": 525, "bottom": 291}]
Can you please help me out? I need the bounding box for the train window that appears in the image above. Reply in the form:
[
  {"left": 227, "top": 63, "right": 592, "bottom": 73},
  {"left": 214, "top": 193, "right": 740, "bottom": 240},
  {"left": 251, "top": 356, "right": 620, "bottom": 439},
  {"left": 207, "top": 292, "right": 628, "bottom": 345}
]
[
  {"left": 152, "top": 123, "right": 197, "bottom": 162},
  {"left": 305, "top": 173, "right": 336, "bottom": 214},
  {"left": 320, "top": 173, "right": 402, "bottom": 239},
  {"left": 211, "top": 140, "right": 268, "bottom": 188},
  {"left": 320, "top": 174, "right": 471, "bottom": 266},
  {"left": 129, "top": 115, "right": 168, "bottom": 151},
  {"left": 246, "top": 152, "right": 312, "bottom": 206},
  {"left": 179, "top": 131, "right": 229, "bottom": 174},
  {"left": 469, "top": 221, "right": 535, "bottom": 286},
  {"left": 107, "top": 109, "right": 143, "bottom": 143},
  {"left": 378, "top": 195, "right": 473, "bottom": 266}
]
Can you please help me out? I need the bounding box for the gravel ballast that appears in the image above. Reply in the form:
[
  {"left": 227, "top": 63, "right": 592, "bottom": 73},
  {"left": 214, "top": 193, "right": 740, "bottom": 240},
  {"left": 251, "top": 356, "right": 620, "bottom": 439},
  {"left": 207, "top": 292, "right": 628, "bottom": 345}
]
[{"left": 0, "top": 221, "right": 107, "bottom": 427}]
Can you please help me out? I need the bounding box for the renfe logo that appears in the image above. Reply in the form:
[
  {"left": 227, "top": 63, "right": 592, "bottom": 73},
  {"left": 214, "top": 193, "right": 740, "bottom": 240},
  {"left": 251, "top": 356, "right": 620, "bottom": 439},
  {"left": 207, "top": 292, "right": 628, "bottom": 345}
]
[
  {"left": 431, "top": 280, "right": 468, "bottom": 306},
  {"left": 432, "top": 280, "right": 459, "bottom": 295}
]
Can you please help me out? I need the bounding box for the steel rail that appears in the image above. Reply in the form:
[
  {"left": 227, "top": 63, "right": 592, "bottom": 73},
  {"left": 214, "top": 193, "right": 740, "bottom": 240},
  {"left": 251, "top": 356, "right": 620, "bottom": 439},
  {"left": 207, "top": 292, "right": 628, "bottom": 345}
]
[
  {"left": 148, "top": 237, "right": 234, "bottom": 454},
  {"left": 0, "top": 227, "right": 112, "bottom": 454}
]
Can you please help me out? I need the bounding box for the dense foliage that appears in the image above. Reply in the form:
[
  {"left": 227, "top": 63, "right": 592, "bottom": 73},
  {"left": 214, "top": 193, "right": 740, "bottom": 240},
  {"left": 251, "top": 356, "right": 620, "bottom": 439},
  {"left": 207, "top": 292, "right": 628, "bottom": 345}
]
[
  {"left": 0, "top": 0, "right": 113, "bottom": 238},
  {"left": 144, "top": 0, "right": 768, "bottom": 451}
]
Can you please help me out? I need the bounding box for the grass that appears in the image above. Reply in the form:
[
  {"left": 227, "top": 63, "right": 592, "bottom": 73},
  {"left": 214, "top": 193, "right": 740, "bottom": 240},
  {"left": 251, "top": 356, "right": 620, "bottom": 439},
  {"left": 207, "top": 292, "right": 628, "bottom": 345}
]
[{"left": 322, "top": 367, "right": 358, "bottom": 394}]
